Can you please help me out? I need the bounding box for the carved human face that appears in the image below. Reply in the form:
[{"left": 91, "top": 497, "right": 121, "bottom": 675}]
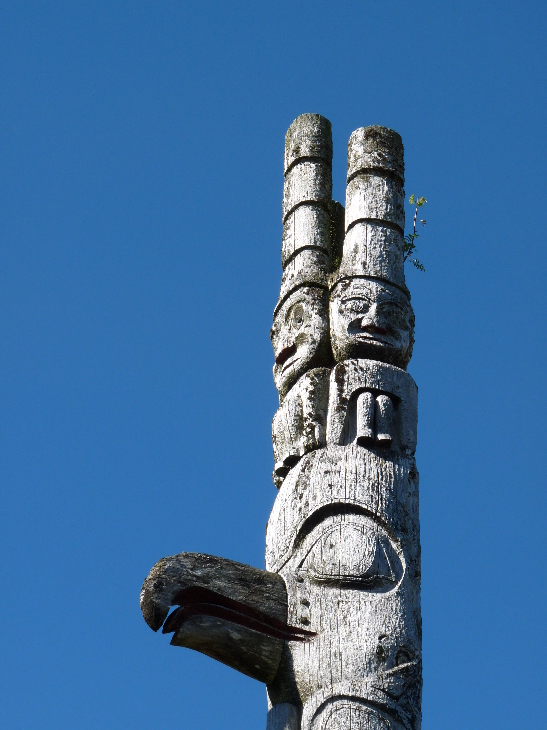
[
  {"left": 330, "top": 278, "right": 414, "bottom": 368},
  {"left": 271, "top": 287, "right": 331, "bottom": 400}
]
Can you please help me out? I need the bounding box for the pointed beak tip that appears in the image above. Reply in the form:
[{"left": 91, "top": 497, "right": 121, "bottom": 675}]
[{"left": 140, "top": 588, "right": 169, "bottom": 632}]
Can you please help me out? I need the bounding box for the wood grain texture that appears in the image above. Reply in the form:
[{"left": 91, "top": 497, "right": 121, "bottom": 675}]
[
  {"left": 272, "top": 367, "right": 330, "bottom": 486},
  {"left": 282, "top": 205, "right": 332, "bottom": 269},
  {"left": 326, "top": 359, "right": 417, "bottom": 456},
  {"left": 336, "top": 223, "right": 406, "bottom": 290},
  {"left": 141, "top": 553, "right": 288, "bottom": 631},
  {"left": 283, "top": 161, "right": 332, "bottom": 223},
  {"left": 346, "top": 127, "right": 404, "bottom": 184},
  {"left": 267, "top": 120, "right": 421, "bottom": 730},
  {"left": 140, "top": 117, "right": 421, "bottom": 730},
  {"left": 284, "top": 114, "right": 333, "bottom": 175},
  {"left": 345, "top": 174, "right": 405, "bottom": 234},
  {"left": 170, "top": 614, "right": 283, "bottom": 684},
  {"left": 271, "top": 290, "right": 332, "bottom": 402}
]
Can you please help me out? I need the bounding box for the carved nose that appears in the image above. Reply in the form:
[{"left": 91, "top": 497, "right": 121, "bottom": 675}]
[
  {"left": 275, "top": 343, "right": 297, "bottom": 366},
  {"left": 360, "top": 320, "right": 388, "bottom": 335}
]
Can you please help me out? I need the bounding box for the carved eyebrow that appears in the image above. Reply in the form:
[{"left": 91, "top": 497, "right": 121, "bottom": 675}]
[{"left": 341, "top": 295, "right": 372, "bottom": 304}]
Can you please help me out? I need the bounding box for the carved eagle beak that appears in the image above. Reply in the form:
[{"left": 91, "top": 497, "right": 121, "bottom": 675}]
[{"left": 140, "top": 552, "right": 314, "bottom": 684}]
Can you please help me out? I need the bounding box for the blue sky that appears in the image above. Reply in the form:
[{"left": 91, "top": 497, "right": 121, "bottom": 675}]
[{"left": 1, "top": 2, "right": 546, "bottom": 728}]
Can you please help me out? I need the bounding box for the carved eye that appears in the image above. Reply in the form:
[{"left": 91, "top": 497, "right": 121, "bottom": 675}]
[
  {"left": 301, "top": 520, "right": 402, "bottom": 591},
  {"left": 378, "top": 302, "right": 407, "bottom": 328},
  {"left": 342, "top": 297, "right": 370, "bottom": 313},
  {"left": 292, "top": 304, "right": 304, "bottom": 328}
]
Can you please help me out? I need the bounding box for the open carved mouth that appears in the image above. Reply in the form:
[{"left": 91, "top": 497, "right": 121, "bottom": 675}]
[
  {"left": 275, "top": 343, "right": 298, "bottom": 369},
  {"left": 354, "top": 333, "right": 393, "bottom": 346},
  {"left": 162, "top": 586, "right": 315, "bottom": 643},
  {"left": 348, "top": 320, "right": 395, "bottom": 346}
]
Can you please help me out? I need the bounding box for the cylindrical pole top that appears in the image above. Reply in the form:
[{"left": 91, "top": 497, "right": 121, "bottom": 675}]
[
  {"left": 284, "top": 114, "right": 333, "bottom": 174},
  {"left": 347, "top": 126, "right": 404, "bottom": 182}
]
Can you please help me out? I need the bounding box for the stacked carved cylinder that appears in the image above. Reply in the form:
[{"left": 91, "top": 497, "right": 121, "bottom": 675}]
[
  {"left": 139, "top": 115, "right": 422, "bottom": 730},
  {"left": 267, "top": 117, "right": 421, "bottom": 730}
]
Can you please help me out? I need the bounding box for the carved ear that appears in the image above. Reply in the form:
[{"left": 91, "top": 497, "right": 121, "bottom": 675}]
[{"left": 140, "top": 552, "right": 314, "bottom": 684}]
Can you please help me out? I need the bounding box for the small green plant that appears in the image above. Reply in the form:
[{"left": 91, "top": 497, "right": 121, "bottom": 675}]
[{"left": 404, "top": 194, "right": 427, "bottom": 271}]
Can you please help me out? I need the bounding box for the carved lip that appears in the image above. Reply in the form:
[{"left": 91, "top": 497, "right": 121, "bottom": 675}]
[
  {"left": 351, "top": 333, "right": 395, "bottom": 346},
  {"left": 275, "top": 343, "right": 297, "bottom": 367},
  {"left": 347, "top": 319, "right": 395, "bottom": 346},
  {"left": 162, "top": 586, "right": 315, "bottom": 643}
]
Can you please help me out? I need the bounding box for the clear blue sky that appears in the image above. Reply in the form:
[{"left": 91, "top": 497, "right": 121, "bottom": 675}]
[{"left": 1, "top": 2, "right": 545, "bottom": 728}]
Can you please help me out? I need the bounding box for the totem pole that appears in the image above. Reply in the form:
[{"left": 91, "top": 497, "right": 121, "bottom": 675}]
[{"left": 141, "top": 114, "right": 422, "bottom": 730}]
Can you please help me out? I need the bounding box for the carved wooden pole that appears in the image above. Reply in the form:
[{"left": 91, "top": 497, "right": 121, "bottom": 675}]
[{"left": 141, "top": 115, "right": 422, "bottom": 730}]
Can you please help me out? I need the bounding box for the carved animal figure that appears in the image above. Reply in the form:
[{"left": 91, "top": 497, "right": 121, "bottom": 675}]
[
  {"left": 271, "top": 285, "right": 331, "bottom": 401},
  {"left": 141, "top": 115, "right": 422, "bottom": 730}
]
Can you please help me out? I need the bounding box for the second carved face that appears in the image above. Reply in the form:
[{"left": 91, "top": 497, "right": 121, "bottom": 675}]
[
  {"left": 330, "top": 278, "right": 414, "bottom": 368},
  {"left": 271, "top": 286, "right": 331, "bottom": 400}
]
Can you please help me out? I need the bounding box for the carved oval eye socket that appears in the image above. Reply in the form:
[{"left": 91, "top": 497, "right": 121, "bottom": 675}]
[
  {"left": 377, "top": 302, "right": 408, "bottom": 329},
  {"left": 396, "top": 649, "right": 412, "bottom": 666},
  {"left": 292, "top": 304, "right": 304, "bottom": 328},
  {"left": 341, "top": 297, "right": 371, "bottom": 316},
  {"left": 301, "top": 520, "right": 403, "bottom": 591}
]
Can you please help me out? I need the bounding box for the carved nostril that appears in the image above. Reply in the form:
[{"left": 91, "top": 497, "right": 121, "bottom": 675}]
[{"left": 361, "top": 320, "right": 388, "bottom": 335}]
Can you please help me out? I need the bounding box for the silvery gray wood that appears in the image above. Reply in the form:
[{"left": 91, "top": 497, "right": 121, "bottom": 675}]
[
  {"left": 265, "top": 444, "right": 421, "bottom": 730},
  {"left": 345, "top": 174, "right": 405, "bottom": 234},
  {"left": 141, "top": 553, "right": 288, "bottom": 631},
  {"left": 329, "top": 279, "right": 414, "bottom": 369},
  {"left": 356, "top": 390, "right": 375, "bottom": 445},
  {"left": 283, "top": 161, "right": 332, "bottom": 222},
  {"left": 326, "top": 359, "right": 417, "bottom": 457},
  {"left": 141, "top": 553, "right": 294, "bottom": 683},
  {"left": 276, "top": 251, "right": 331, "bottom": 313},
  {"left": 272, "top": 367, "right": 330, "bottom": 487},
  {"left": 267, "top": 702, "right": 302, "bottom": 730},
  {"left": 375, "top": 394, "right": 394, "bottom": 447},
  {"left": 282, "top": 206, "right": 332, "bottom": 269},
  {"left": 346, "top": 127, "right": 404, "bottom": 183},
  {"left": 140, "top": 115, "right": 422, "bottom": 730},
  {"left": 271, "top": 288, "right": 332, "bottom": 402},
  {"left": 284, "top": 114, "right": 333, "bottom": 174},
  {"left": 336, "top": 223, "right": 406, "bottom": 289},
  {"left": 171, "top": 614, "right": 283, "bottom": 684}
]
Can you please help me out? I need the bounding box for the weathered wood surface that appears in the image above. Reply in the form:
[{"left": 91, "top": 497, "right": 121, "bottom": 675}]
[
  {"left": 141, "top": 115, "right": 422, "bottom": 730},
  {"left": 271, "top": 367, "right": 330, "bottom": 486},
  {"left": 346, "top": 126, "right": 404, "bottom": 183},
  {"left": 141, "top": 553, "right": 313, "bottom": 683},
  {"left": 141, "top": 553, "right": 287, "bottom": 631},
  {"left": 326, "top": 359, "right": 417, "bottom": 455},
  {"left": 329, "top": 279, "right": 414, "bottom": 368},
  {"left": 271, "top": 289, "right": 332, "bottom": 402},
  {"left": 282, "top": 206, "right": 332, "bottom": 268}
]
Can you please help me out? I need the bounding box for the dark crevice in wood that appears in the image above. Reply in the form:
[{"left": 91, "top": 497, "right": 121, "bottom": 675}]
[
  {"left": 282, "top": 199, "right": 331, "bottom": 225},
  {"left": 346, "top": 166, "right": 404, "bottom": 186},
  {"left": 163, "top": 586, "right": 315, "bottom": 642},
  {"left": 284, "top": 156, "right": 332, "bottom": 177},
  {"left": 345, "top": 217, "right": 404, "bottom": 238}
]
